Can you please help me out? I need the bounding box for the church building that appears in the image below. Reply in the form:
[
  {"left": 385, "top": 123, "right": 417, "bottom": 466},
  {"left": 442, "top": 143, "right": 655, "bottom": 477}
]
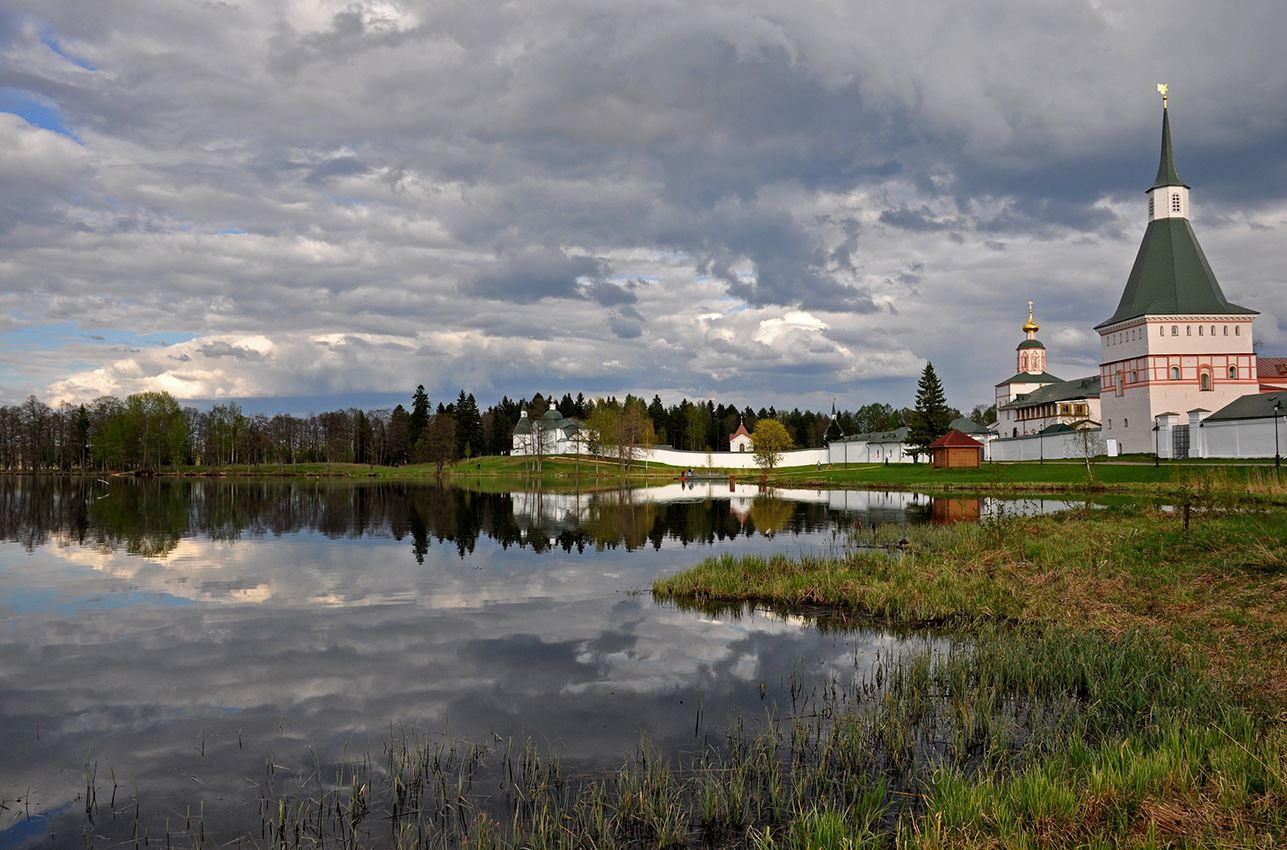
[
  {"left": 1095, "top": 87, "right": 1259, "bottom": 454},
  {"left": 995, "top": 305, "right": 1101, "bottom": 438}
]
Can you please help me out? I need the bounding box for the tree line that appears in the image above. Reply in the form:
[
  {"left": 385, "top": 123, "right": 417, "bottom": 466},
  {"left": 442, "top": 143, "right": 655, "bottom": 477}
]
[{"left": 0, "top": 382, "right": 995, "bottom": 473}]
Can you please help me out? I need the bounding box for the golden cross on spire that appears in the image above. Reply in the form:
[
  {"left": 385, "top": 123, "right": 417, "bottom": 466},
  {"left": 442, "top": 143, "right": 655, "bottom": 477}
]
[
  {"left": 1157, "top": 83, "right": 1168, "bottom": 107},
  {"left": 1027, "top": 300, "right": 1034, "bottom": 318}
]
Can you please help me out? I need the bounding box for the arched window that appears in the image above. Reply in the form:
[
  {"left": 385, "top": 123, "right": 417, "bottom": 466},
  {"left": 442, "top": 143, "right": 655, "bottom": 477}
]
[
  {"left": 1210, "top": 325, "right": 1215, "bottom": 336},
  {"left": 1223, "top": 326, "right": 1229, "bottom": 336},
  {"left": 1132, "top": 370, "right": 1138, "bottom": 382},
  {"left": 1199, "top": 326, "right": 1204, "bottom": 336},
  {"left": 1199, "top": 371, "right": 1211, "bottom": 391},
  {"left": 1229, "top": 365, "right": 1238, "bottom": 380},
  {"left": 1186, "top": 325, "right": 1192, "bottom": 336},
  {"left": 1116, "top": 371, "right": 1125, "bottom": 396},
  {"left": 1170, "top": 365, "right": 1181, "bottom": 380},
  {"left": 1172, "top": 326, "right": 1179, "bottom": 336},
  {"left": 1235, "top": 326, "right": 1241, "bottom": 336},
  {"left": 1160, "top": 326, "right": 1165, "bottom": 337},
  {"left": 1124, "top": 418, "right": 1129, "bottom": 428}
]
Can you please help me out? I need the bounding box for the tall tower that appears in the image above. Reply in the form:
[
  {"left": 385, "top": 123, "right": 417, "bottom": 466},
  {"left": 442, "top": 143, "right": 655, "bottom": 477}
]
[{"left": 1095, "top": 87, "right": 1258, "bottom": 454}]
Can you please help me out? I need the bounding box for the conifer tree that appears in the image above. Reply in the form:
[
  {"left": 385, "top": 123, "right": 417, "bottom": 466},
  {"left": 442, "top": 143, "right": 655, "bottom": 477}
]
[
  {"left": 409, "top": 385, "right": 430, "bottom": 451},
  {"left": 908, "top": 361, "right": 952, "bottom": 460}
]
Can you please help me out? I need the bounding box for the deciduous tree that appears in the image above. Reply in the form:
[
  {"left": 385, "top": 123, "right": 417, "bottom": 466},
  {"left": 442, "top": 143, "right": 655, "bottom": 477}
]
[{"left": 751, "top": 419, "right": 793, "bottom": 475}]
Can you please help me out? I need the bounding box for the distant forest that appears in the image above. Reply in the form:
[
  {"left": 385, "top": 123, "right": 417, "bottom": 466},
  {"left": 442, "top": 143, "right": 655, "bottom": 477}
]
[{"left": 0, "top": 388, "right": 993, "bottom": 473}]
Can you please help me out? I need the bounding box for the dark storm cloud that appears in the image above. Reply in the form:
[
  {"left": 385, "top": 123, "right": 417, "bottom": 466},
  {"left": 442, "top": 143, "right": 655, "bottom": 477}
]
[
  {"left": 468, "top": 247, "right": 608, "bottom": 303},
  {"left": 305, "top": 155, "right": 370, "bottom": 184},
  {"left": 608, "top": 315, "right": 643, "bottom": 340},
  {"left": 2, "top": 0, "right": 1286, "bottom": 411}
]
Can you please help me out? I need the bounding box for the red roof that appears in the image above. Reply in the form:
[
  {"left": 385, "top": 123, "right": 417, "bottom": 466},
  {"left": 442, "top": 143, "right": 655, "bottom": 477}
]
[
  {"left": 1259, "top": 357, "right": 1287, "bottom": 392},
  {"left": 928, "top": 430, "right": 983, "bottom": 449},
  {"left": 729, "top": 422, "right": 751, "bottom": 441}
]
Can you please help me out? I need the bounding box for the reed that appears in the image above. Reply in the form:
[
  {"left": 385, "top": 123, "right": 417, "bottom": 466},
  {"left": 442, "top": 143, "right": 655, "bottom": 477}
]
[{"left": 74, "top": 624, "right": 1285, "bottom": 848}]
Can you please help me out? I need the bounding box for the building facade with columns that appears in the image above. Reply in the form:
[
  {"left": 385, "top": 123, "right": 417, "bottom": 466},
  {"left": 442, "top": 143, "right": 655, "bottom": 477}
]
[{"left": 1096, "top": 90, "right": 1259, "bottom": 455}]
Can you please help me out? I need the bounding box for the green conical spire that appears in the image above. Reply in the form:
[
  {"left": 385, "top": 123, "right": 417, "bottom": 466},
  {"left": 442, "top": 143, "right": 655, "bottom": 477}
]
[{"left": 1149, "top": 102, "right": 1187, "bottom": 191}]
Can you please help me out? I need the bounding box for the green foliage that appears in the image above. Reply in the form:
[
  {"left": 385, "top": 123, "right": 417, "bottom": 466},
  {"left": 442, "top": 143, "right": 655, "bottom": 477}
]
[
  {"left": 409, "top": 385, "right": 430, "bottom": 450},
  {"left": 907, "top": 361, "right": 952, "bottom": 459},
  {"left": 751, "top": 419, "right": 793, "bottom": 473}
]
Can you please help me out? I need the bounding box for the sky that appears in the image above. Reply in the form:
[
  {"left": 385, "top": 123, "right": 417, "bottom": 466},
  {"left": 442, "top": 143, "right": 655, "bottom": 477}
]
[{"left": 1, "top": 0, "right": 1285, "bottom": 417}]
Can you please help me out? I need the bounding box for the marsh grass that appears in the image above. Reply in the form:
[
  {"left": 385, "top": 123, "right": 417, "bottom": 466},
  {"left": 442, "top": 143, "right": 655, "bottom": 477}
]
[{"left": 67, "top": 623, "right": 1284, "bottom": 849}]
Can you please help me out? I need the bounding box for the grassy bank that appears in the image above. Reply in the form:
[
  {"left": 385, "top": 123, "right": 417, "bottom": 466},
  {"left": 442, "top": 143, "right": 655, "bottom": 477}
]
[
  {"left": 62, "top": 454, "right": 1287, "bottom": 499},
  {"left": 650, "top": 500, "right": 1287, "bottom": 847}
]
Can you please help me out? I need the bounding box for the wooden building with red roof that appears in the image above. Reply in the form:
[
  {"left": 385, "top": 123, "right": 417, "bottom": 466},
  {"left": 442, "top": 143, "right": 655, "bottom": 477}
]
[{"left": 928, "top": 430, "right": 984, "bottom": 468}]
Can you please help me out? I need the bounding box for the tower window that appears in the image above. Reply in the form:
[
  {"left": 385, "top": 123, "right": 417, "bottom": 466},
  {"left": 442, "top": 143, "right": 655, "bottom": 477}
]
[
  {"left": 1200, "top": 370, "right": 1211, "bottom": 391},
  {"left": 1199, "top": 326, "right": 1204, "bottom": 336},
  {"left": 1186, "top": 325, "right": 1192, "bottom": 336},
  {"left": 1170, "top": 365, "right": 1181, "bottom": 380},
  {"left": 1132, "top": 370, "right": 1138, "bottom": 382},
  {"left": 1223, "top": 326, "right": 1228, "bottom": 336},
  {"left": 1229, "top": 365, "right": 1238, "bottom": 380},
  {"left": 1149, "top": 198, "right": 1154, "bottom": 216},
  {"left": 1210, "top": 326, "right": 1215, "bottom": 335},
  {"left": 1171, "top": 326, "right": 1178, "bottom": 336},
  {"left": 1160, "top": 326, "right": 1165, "bottom": 337},
  {"left": 1235, "top": 326, "right": 1241, "bottom": 336},
  {"left": 1172, "top": 193, "right": 1181, "bottom": 212}
]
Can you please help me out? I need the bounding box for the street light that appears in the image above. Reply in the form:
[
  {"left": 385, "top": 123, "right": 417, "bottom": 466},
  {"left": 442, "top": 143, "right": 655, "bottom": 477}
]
[
  {"left": 1153, "top": 417, "right": 1160, "bottom": 467},
  {"left": 1274, "top": 399, "right": 1282, "bottom": 469}
]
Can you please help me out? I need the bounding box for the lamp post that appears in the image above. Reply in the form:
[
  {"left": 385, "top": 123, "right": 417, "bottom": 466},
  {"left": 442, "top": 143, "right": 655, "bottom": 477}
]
[
  {"left": 1274, "top": 399, "right": 1282, "bottom": 469},
  {"left": 1153, "top": 418, "right": 1160, "bottom": 467}
]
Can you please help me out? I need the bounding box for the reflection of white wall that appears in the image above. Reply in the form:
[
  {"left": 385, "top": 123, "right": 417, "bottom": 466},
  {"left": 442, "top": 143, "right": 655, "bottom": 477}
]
[{"left": 642, "top": 446, "right": 828, "bottom": 469}]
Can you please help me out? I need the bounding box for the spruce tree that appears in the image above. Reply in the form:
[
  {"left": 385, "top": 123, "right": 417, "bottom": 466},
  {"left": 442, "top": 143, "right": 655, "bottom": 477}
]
[
  {"left": 409, "top": 385, "right": 430, "bottom": 451},
  {"left": 908, "top": 361, "right": 952, "bottom": 460}
]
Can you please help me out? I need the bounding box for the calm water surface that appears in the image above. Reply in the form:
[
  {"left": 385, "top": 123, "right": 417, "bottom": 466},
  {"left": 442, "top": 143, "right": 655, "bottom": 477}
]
[{"left": 0, "top": 478, "right": 1077, "bottom": 847}]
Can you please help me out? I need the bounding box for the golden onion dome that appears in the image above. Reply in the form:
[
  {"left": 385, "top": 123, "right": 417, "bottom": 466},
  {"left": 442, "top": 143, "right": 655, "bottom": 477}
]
[{"left": 1022, "top": 302, "right": 1039, "bottom": 334}]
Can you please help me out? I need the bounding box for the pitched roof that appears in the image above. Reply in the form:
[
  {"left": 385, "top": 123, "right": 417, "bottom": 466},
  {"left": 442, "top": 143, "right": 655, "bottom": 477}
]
[
  {"left": 929, "top": 429, "right": 983, "bottom": 449},
  {"left": 1204, "top": 390, "right": 1287, "bottom": 422},
  {"left": 833, "top": 426, "right": 909, "bottom": 444},
  {"left": 996, "top": 370, "right": 1062, "bottom": 387},
  {"left": 1258, "top": 357, "right": 1287, "bottom": 391},
  {"left": 1099, "top": 105, "right": 1254, "bottom": 328},
  {"left": 729, "top": 422, "right": 751, "bottom": 441},
  {"left": 998, "top": 375, "right": 1101, "bottom": 411},
  {"left": 1097, "top": 218, "right": 1255, "bottom": 327},
  {"left": 949, "top": 417, "right": 992, "bottom": 436}
]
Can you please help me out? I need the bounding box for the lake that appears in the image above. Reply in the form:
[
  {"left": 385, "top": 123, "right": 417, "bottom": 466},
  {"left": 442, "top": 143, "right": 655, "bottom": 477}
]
[{"left": 0, "top": 478, "right": 1080, "bottom": 848}]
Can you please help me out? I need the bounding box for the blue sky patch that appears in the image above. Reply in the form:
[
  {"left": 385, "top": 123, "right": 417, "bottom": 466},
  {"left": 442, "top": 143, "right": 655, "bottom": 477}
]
[
  {"left": 0, "top": 87, "right": 78, "bottom": 140},
  {"left": 0, "top": 323, "right": 198, "bottom": 352},
  {"left": 39, "top": 25, "right": 97, "bottom": 70}
]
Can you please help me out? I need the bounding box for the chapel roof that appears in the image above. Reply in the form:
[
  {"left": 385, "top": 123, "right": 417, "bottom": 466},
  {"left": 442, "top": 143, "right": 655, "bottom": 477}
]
[{"left": 996, "top": 370, "right": 1062, "bottom": 387}]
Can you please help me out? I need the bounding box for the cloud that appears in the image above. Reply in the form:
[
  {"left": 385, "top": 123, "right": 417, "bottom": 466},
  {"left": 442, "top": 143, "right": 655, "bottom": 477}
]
[{"left": 1, "top": 0, "right": 1285, "bottom": 413}]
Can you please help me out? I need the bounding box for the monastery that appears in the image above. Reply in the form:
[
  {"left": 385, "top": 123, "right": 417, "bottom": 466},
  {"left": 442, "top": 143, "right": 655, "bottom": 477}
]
[{"left": 992, "top": 87, "right": 1284, "bottom": 462}]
